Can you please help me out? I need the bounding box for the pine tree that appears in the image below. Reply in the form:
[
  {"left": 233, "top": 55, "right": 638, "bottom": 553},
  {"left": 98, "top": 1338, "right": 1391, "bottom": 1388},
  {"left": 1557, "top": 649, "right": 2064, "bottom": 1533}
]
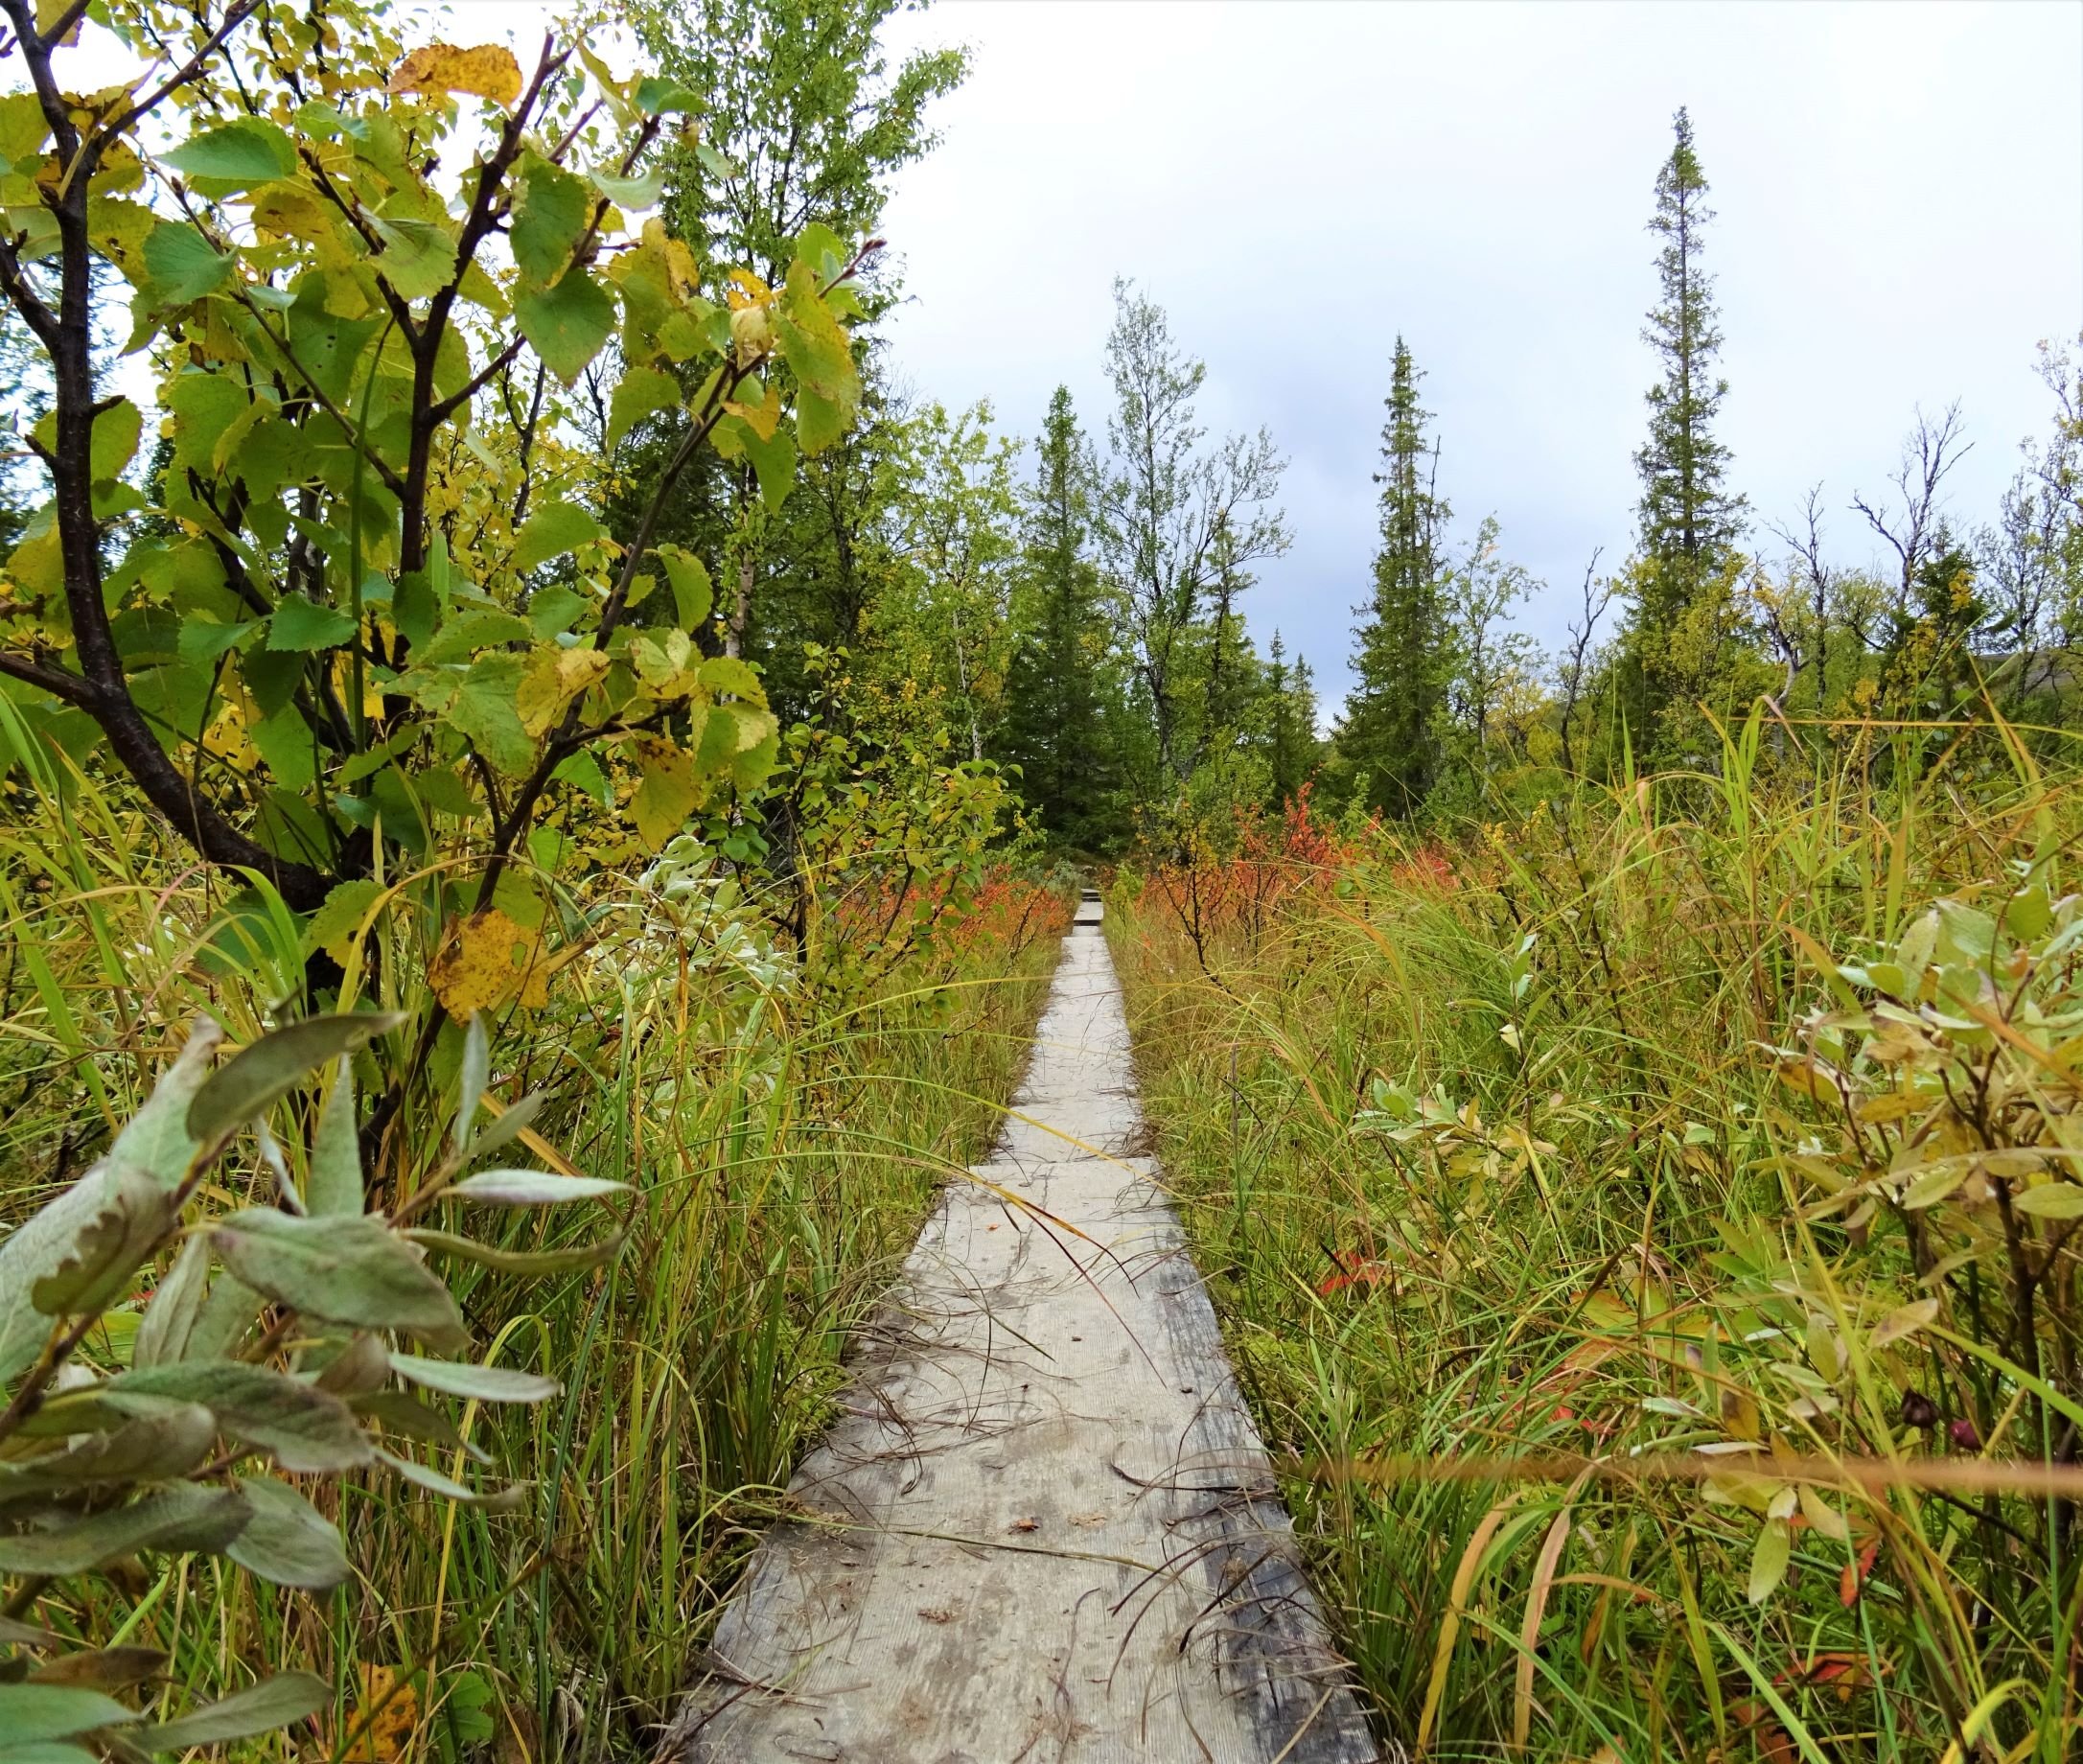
[
  {"left": 1341, "top": 337, "right": 1448, "bottom": 816},
  {"left": 1626, "top": 107, "right": 1747, "bottom": 737},
  {"left": 998, "top": 387, "right": 1128, "bottom": 851}
]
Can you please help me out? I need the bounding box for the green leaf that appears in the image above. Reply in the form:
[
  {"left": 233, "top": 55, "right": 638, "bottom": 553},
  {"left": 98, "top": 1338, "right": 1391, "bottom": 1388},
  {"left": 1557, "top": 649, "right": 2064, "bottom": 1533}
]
[
  {"left": 86, "top": 397, "right": 142, "bottom": 481},
  {"left": 1747, "top": 1516, "right": 1791, "bottom": 1605},
  {"left": 511, "top": 152, "right": 591, "bottom": 288},
  {"left": 471, "top": 1095, "right": 547, "bottom": 1168},
  {"left": 442, "top": 1670, "right": 498, "bottom": 1747},
  {"left": 1901, "top": 1160, "right": 1968, "bottom": 1211},
  {"left": 0, "top": 1485, "right": 249, "bottom": 1575},
  {"left": 209, "top": 1212, "right": 467, "bottom": 1350},
  {"left": 697, "top": 656, "right": 763, "bottom": 700},
  {"left": 388, "top": 1352, "right": 560, "bottom": 1404},
  {"left": 656, "top": 547, "right": 712, "bottom": 629},
  {"left": 187, "top": 1268, "right": 264, "bottom": 1363},
  {"left": 243, "top": 708, "right": 310, "bottom": 798},
  {"left": 777, "top": 268, "right": 859, "bottom": 405},
  {"left": 31, "top": 1163, "right": 173, "bottom": 1318},
  {"left": 455, "top": 1011, "right": 489, "bottom": 1157},
  {"left": 371, "top": 213, "right": 459, "bottom": 300},
  {"left": 446, "top": 1170, "right": 629, "bottom": 1206},
  {"left": 266, "top": 595, "right": 357, "bottom": 653},
  {"left": 224, "top": 1475, "right": 350, "bottom": 1590},
  {"left": 731, "top": 725, "right": 779, "bottom": 792},
  {"left": 187, "top": 1011, "right": 405, "bottom": 1145},
  {"left": 0, "top": 90, "right": 50, "bottom": 173},
  {"left": 283, "top": 295, "right": 382, "bottom": 406},
  {"left": 405, "top": 1228, "right": 623, "bottom": 1278},
  {"left": 631, "top": 737, "right": 700, "bottom": 849},
  {"left": 451, "top": 653, "right": 534, "bottom": 777},
  {"left": 177, "top": 617, "right": 259, "bottom": 666},
  {"left": 738, "top": 419, "right": 796, "bottom": 512},
  {"left": 108, "top": 1363, "right": 372, "bottom": 1474},
  {"left": 2013, "top": 1181, "right": 2083, "bottom": 1219},
  {"left": 0, "top": 1685, "right": 138, "bottom": 1743},
  {"left": 703, "top": 701, "right": 777, "bottom": 768},
  {"left": 133, "top": 1235, "right": 210, "bottom": 1367},
  {"left": 513, "top": 498, "right": 606, "bottom": 571},
  {"left": 417, "top": 606, "right": 531, "bottom": 664},
  {"left": 0, "top": 1744, "right": 99, "bottom": 1763},
  {"left": 353, "top": 1390, "right": 490, "bottom": 1464},
  {"left": 161, "top": 118, "right": 296, "bottom": 188},
  {"left": 590, "top": 167, "right": 663, "bottom": 211},
  {"left": 793, "top": 221, "right": 847, "bottom": 280},
  {"left": 142, "top": 221, "right": 231, "bottom": 305},
  {"left": 0, "top": 1403, "right": 217, "bottom": 1507},
  {"left": 374, "top": 1447, "right": 524, "bottom": 1508},
  {"left": 607, "top": 363, "right": 680, "bottom": 448},
  {"left": 304, "top": 1057, "right": 363, "bottom": 1219},
  {"left": 0, "top": 1022, "right": 222, "bottom": 1384},
  {"left": 526, "top": 583, "right": 591, "bottom": 639},
  {"left": 632, "top": 78, "right": 702, "bottom": 115},
  {"left": 1934, "top": 898, "right": 1996, "bottom": 966},
  {"left": 136, "top": 1673, "right": 328, "bottom": 1752},
  {"left": 304, "top": 879, "right": 383, "bottom": 967},
  {"left": 796, "top": 385, "right": 847, "bottom": 456},
  {"left": 516, "top": 269, "right": 615, "bottom": 385},
  {"left": 552, "top": 747, "right": 611, "bottom": 805}
]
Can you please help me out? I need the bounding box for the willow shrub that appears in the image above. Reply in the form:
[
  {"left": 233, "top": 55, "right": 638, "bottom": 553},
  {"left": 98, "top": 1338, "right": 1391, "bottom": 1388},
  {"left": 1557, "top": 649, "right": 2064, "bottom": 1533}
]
[{"left": 1113, "top": 709, "right": 2083, "bottom": 1763}]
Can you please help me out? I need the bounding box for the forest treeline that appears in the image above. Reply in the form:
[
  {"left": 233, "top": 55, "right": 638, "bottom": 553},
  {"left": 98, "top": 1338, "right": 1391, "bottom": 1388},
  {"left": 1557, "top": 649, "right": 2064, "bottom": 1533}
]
[
  {"left": 609, "top": 62, "right": 2083, "bottom": 855},
  {"left": 6, "top": 2, "right": 2077, "bottom": 883}
]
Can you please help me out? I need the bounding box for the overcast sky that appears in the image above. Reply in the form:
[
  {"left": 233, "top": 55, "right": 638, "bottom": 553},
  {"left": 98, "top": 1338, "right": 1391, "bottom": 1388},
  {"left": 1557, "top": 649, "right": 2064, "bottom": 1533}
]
[{"left": 871, "top": 0, "right": 2083, "bottom": 708}]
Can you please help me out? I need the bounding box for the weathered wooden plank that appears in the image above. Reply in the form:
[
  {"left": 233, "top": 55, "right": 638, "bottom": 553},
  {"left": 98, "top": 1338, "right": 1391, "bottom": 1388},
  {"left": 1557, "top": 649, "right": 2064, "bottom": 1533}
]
[{"left": 663, "top": 920, "right": 1383, "bottom": 1762}]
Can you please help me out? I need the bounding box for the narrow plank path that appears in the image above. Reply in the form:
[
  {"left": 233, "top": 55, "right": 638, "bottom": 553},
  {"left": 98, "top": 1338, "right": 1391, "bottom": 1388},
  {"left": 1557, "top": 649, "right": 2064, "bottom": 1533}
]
[{"left": 666, "top": 897, "right": 1379, "bottom": 1763}]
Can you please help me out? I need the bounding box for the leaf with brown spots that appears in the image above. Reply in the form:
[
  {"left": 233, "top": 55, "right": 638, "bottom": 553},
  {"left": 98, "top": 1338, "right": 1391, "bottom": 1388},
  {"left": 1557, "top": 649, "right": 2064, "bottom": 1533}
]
[
  {"left": 388, "top": 44, "right": 522, "bottom": 109},
  {"left": 340, "top": 1662, "right": 419, "bottom": 1761},
  {"left": 429, "top": 911, "right": 534, "bottom": 1022}
]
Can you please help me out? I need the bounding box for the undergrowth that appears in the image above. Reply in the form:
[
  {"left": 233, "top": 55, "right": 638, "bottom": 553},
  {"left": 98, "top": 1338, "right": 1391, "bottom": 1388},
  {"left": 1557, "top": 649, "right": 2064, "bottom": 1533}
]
[
  {"left": 1113, "top": 714, "right": 2083, "bottom": 1764},
  {"left": 0, "top": 742, "right": 1065, "bottom": 1758}
]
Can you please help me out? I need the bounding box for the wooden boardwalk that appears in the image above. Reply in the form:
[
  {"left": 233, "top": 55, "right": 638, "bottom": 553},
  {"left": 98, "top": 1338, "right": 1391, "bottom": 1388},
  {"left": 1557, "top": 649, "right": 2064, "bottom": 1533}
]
[{"left": 664, "top": 897, "right": 1379, "bottom": 1762}]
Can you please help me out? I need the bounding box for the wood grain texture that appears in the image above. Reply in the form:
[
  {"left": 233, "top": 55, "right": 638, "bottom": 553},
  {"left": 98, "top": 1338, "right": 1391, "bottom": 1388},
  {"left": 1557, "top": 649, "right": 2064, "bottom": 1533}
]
[{"left": 663, "top": 917, "right": 1384, "bottom": 1763}]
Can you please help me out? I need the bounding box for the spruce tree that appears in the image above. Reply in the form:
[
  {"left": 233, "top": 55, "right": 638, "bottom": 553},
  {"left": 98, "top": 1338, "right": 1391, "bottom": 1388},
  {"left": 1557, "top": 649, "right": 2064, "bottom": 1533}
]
[
  {"left": 1265, "top": 633, "right": 1321, "bottom": 808},
  {"left": 1626, "top": 107, "right": 1747, "bottom": 736},
  {"left": 998, "top": 387, "right": 1127, "bottom": 851},
  {"left": 1342, "top": 337, "right": 1448, "bottom": 816}
]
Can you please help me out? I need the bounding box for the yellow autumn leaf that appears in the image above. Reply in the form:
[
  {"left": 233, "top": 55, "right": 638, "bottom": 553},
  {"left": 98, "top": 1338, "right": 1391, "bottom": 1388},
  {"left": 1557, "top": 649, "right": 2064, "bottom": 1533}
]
[
  {"left": 725, "top": 268, "right": 771, "bottom": 312},
  {"left": 339, "top": 1662, "right": 418, "bottom": 1762},
  {"left": 519, "top": 941, "right": 553, "bottom": 1010},
  {"left": 643, "top": 217, "right": 699, "bottom": 300},
  {"left": 630, "top": 734, "right": 701, "bottom": 849},
  {"left": 723, "top": 374, "right": 780, "bottom": 441},
  {"left": 388, "top": 43, "right": 523, "bottom": 109},
  {"left": 516, "top": 646, "right": 611, "bottom": 738},
  {"left": 429, "top": 909, "right": 534, "bottom": 1022}
]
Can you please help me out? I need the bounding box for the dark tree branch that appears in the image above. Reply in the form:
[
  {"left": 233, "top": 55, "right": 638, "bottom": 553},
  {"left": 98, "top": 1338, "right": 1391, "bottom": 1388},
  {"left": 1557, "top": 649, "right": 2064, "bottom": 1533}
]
[{"left": 0, "top": 650, "right": 96, "bottom": 706}]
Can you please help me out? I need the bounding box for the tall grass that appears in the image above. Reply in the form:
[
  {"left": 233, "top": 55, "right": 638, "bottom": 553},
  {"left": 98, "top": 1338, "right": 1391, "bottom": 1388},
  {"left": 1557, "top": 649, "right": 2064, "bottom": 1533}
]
[
  {"left": 1112, "top": 714, "right": 2083, "bottom": 1763},
  {"left": 0, "top": 723, "right": 1066, "bottom": 1758}
]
